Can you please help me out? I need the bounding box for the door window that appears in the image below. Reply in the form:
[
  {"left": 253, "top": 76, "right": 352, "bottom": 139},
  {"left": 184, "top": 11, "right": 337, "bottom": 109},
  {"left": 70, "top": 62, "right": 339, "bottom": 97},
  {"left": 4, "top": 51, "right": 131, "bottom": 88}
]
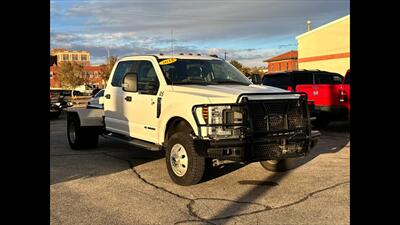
[
  {"left": 263, "top": 74, "right": 292, "bottom": 89},
  {"left": 111, "top": 61, "right": 138, "bottom": 87},
  {"left": 293, "top": 73, "right": 314, "bottom": 85},
  {"left": 136, "top": 61, "right": 159, "bottom": 95},
  {"left": 315, "top": 73, "right": 332, "bottom": 84},
  {"left": 332, "top": 74, "right": 343, "bottom": 84},
  {"left": 94, "top": 89, "right": 104, "bottom": 98}
]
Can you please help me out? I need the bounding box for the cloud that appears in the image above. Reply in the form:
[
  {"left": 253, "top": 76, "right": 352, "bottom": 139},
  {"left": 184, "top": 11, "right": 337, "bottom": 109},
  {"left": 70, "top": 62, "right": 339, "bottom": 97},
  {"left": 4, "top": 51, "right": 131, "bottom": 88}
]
[{"left": 50, "top": 0, "right": 349, "bottom": 66}]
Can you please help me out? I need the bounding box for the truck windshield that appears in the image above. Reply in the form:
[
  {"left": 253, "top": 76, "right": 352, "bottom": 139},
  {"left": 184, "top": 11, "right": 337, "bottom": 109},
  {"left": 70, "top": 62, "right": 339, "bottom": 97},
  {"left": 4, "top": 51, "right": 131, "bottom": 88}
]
[{"left": 158, "top": 59, "right": 251, "bottom": 85}]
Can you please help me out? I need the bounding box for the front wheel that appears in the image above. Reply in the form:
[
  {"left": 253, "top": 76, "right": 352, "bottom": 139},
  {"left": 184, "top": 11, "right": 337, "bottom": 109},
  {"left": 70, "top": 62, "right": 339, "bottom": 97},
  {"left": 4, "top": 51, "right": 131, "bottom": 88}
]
[
  {"left": 165, "top": 132, "right": 205, "bottom": 186},
  {"left": 260, "top": 159, "right": 294, "bottom": 172}
]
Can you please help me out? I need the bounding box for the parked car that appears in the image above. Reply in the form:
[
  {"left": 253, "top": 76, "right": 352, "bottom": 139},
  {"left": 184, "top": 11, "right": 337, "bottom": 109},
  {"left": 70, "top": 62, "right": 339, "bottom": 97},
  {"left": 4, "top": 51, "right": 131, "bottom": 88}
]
[
  {"left": 50, "top": 93, "right": 63, "bottom": 118},
  {"left": 50, "top": 89, "right": 82, "bottom": 108},
  {"left": 262, "top": 70, "right": 348, "bottom": 127},
  {"left": 74, "top": 84, "right": 99, "bottom": 96},
  {"left": 87, "top": 89, "right": 105, "bottom": 109},
  {"left": 339, "top": 69, "right": 350, "bottom": 117}
]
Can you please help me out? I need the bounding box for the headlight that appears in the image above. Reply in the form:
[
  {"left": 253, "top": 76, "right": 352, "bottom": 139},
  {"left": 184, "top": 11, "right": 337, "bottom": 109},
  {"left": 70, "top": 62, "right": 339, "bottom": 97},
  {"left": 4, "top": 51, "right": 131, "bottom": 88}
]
[{"left": 202, "top": 105, "right": 245, "bottom": 139}]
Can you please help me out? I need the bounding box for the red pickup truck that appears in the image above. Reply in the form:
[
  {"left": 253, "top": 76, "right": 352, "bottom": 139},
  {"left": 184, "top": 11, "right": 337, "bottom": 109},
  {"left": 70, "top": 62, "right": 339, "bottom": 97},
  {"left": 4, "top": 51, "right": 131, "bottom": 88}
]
[{"left": 262, "top": 70, "right": 349, "bottom": 127}]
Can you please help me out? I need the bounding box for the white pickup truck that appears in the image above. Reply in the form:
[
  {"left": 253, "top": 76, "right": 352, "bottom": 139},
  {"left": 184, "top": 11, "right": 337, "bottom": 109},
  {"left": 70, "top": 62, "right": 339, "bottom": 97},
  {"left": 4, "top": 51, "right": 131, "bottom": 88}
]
[{"left": 67, "top": 54, "right": 320, "bottom": 186}]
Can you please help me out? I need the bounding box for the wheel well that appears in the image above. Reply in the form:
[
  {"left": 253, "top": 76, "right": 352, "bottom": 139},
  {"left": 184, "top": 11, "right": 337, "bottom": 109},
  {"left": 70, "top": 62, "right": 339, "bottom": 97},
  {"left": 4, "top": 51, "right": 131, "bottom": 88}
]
[
  {"left": 165, "top": 117, "right": 194, "bottom": 142},
  {"left": 67, "top": 111, "right": 80, "bottom": 124}
]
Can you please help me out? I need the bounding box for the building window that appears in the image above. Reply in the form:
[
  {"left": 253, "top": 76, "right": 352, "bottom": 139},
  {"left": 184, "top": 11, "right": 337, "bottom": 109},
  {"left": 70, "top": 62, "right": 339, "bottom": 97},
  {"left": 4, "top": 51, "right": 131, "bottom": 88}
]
[
  {"left": 63, "top": 54, "right": 69, "bottom": 61},
  {"left": 72, "top": 54, "right": 78, "bottom": 61},
  {"left": 81, "top": 55, "right": 87, "bottom": 61},
  {"left": 286, "top": 62, "right": 289, "bottom": 71},
  {"left": 279, "top": 63, "right": 281, "bottom": 71}
]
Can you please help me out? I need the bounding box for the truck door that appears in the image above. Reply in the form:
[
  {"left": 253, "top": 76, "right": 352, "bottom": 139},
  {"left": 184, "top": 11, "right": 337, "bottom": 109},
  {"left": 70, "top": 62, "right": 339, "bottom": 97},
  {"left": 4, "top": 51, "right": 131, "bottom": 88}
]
[
  {"left": 123, "top": 60, "right": 160, "bottom": 143},
  {"left": 104, "top": 60, "right": 137, "bottom": 136},
  {"left": 293, "top": 72, "right": 315, "bottom": 101},
  {"left": 314, "top": 73, "right": 341, "bottom": 109}
]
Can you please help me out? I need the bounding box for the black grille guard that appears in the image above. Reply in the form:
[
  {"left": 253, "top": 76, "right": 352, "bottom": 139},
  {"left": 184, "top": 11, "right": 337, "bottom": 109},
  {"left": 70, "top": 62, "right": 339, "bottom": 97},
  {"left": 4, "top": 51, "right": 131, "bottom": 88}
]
[{"left": 191, "top": 92, "right": 310, "bottom": 138}]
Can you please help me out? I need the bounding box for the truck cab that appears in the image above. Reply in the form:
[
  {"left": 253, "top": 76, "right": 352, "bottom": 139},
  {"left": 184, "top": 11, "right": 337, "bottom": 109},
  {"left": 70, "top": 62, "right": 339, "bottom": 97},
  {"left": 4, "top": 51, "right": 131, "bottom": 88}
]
[{"left": 67, "top": 54, "right": 320, "bottom": 185}]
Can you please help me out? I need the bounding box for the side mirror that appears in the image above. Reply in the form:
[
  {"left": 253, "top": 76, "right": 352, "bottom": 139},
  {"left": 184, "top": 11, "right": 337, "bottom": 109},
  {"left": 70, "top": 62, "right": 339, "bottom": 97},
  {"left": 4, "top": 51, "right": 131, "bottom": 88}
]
[{"left": 122, "top": 72, "right": 138, "bottom": 92}]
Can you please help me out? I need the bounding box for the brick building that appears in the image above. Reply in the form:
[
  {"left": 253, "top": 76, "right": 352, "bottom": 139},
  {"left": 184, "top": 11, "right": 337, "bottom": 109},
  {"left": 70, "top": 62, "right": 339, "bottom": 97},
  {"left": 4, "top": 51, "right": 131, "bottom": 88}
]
[
  {"left": 263, "top": 50, "right": 298, "bottom": 73},
  {"left": 50, "top": 48, "right": 106, "bottom": 89},
  {"left": 50, "top": 48, "right": 91, "bottom": 65}
]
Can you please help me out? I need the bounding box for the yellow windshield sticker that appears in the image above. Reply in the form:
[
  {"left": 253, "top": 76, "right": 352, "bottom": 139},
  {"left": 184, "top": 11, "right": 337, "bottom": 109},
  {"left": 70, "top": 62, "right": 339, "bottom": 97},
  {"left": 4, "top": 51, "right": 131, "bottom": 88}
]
[{"left": 159, "top": 58, "right": 177, "bottom": 65}]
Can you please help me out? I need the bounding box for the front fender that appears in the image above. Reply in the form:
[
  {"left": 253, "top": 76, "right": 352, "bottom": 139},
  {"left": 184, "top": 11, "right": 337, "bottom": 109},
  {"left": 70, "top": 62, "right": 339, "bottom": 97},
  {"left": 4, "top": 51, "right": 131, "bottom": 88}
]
[{"left": 157, "top": 104, "right": 200, "bottom": 145}]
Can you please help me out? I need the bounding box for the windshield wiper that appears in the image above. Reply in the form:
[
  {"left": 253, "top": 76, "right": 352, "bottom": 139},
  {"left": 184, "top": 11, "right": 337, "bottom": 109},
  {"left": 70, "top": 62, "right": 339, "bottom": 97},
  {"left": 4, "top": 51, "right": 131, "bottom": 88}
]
[{"left": 215, "top": 80, "right": 250, "bottom": 85}]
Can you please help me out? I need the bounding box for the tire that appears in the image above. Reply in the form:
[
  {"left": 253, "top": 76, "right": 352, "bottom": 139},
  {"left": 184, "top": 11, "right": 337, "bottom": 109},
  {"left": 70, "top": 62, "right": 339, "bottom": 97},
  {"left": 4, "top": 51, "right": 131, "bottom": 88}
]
[
  {"left": 165, "top": 132, "right": 205, "bottom": 186},
  {"left": 67, "top": 113, "right": 99, "bottom": 150},
  {"left": 260, "top": 159, "right": 294, "bottom": 172}
]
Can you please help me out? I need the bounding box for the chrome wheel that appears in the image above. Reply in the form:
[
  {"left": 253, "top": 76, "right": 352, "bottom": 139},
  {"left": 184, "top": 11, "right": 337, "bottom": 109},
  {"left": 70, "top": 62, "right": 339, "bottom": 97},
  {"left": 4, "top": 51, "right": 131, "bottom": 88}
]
[
  {"left": 170, "top": 143, "right": 188, "bottom": 177},
  {"left": 69, "top": 121, "right": 76, "bottom": 143}
]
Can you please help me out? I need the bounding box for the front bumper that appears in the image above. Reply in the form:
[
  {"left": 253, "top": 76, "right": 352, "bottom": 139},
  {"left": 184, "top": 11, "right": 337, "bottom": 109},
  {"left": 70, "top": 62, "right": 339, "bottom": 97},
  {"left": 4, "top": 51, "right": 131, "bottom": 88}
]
[{"left": 193, "top": 130, "right": 320, "bottom": 162}]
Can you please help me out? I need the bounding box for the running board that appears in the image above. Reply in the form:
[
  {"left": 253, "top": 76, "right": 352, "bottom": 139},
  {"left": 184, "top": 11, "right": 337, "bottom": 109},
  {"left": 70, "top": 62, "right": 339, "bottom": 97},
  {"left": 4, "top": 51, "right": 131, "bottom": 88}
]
[{"left": 102, "top": 133, "right": 161, "bottom": 151}]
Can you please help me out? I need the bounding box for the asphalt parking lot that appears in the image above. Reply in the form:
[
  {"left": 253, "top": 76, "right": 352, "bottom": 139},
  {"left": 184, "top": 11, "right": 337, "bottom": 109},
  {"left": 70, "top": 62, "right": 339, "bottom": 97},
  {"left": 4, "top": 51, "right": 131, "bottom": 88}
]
[{"left": 50, "top": 112, "right": 349, "bottom": 225}]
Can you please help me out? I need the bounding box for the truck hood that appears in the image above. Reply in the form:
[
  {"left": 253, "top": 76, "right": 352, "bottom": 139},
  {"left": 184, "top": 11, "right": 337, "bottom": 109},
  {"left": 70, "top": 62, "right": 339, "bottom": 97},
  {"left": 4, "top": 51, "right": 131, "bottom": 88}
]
[{"left": 171, "top": 84, "right": 290, "bottom": 103}]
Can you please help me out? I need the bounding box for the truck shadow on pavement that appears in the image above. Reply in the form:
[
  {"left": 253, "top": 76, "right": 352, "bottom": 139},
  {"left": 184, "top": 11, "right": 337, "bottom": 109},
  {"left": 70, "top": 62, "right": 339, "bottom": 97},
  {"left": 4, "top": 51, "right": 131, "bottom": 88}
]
[
  {"left": 50, "top": 139, "right": 165, "bottom": 185},
  {"left": 201, "top": 162, "right": 248, "bottom": 183},
  {"left": 175, "top": 121, "right": 350, "bottom": 224}
]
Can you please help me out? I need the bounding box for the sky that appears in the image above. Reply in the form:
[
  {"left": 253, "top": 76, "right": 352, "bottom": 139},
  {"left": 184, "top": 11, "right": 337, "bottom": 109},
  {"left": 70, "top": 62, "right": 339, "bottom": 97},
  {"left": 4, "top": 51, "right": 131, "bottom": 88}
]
[{"left": 50, "top": 0, "right": 349, "bottom": 67}]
